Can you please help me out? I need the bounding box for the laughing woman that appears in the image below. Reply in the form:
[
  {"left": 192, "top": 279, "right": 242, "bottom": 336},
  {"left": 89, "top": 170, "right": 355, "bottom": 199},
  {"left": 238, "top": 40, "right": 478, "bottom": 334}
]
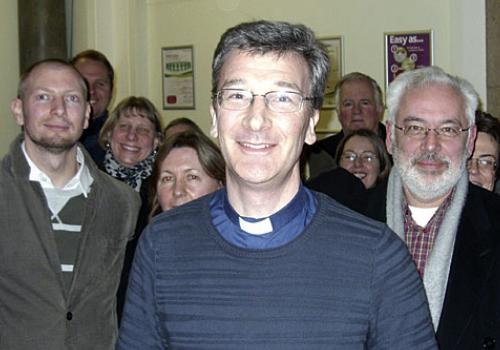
[
  {"left": 98, "top": 96, "right": 163, "bottom": 321},
  {"left": 336, "top": 129, "right": 391, "bottom": 189}
]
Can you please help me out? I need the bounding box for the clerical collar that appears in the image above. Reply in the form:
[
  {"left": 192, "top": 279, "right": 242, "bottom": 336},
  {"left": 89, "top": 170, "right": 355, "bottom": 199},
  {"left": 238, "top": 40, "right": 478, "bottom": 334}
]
[{"left": 223, "top": 185, "right": 307, "bottom": 235}]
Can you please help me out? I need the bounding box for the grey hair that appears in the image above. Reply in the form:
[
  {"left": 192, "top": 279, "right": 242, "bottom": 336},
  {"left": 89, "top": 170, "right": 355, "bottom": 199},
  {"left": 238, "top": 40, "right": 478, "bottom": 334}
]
[
  {"left": 386, "top": 66, "right": 478, "bottom": 128},
  {"left": 211, "top": 20, "right": 329, "bottom": 110},
  {"left": 334, "top": 72, "right": 384, "bottom": 111}
]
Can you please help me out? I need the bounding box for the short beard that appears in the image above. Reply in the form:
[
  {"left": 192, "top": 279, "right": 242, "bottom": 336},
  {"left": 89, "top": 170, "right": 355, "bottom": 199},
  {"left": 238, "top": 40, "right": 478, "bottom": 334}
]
[
  {"left": 25, "top": 128, "right": 79, "bottom": 155},
  {"left": 393, "top": 148, "right": 468, "bottom": 203}
]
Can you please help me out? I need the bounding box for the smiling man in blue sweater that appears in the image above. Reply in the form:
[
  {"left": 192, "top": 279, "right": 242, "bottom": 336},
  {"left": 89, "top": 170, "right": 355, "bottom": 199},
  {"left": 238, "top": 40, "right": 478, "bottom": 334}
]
[{"left": 118, "top": 20, "right": 437, "bottom": 349}]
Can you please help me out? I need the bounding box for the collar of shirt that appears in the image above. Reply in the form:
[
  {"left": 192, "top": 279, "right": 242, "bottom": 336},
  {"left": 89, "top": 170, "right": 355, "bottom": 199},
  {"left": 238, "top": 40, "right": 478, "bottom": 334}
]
[
  {"left": 21, "top": 142, "right": 94, "bottom": 197},
  {"left": 209, "top": 185, "right": 318, "bottom": 249},
  {"left": 402, "top": 188, "right": 455, "bottom": 276},
  {"left": 223, "top": 185, "right": 308, "bottom": 235}
]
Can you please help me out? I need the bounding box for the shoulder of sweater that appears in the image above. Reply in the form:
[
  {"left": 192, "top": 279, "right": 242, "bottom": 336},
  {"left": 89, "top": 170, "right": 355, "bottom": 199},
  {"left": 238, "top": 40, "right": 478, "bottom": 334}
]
[
  {"left": 314, "top": 192, "right": 388, "bottom": 235},
  {"left": 150, "top": 191, "right": 212, "bottom": 226}
]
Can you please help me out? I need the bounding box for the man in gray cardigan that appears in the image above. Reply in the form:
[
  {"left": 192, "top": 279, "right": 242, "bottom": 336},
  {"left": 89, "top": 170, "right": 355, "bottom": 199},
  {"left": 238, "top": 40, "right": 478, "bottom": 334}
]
[{"left": 0, "top": 59, "right": 140, "bottom": 349}]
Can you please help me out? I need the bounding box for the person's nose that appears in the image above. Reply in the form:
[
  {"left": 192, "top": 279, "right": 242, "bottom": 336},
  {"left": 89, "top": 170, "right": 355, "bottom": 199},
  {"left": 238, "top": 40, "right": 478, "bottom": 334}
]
[
  {"left": 173, "top": 178, "right": 186, "bottom": 198},
  {"left": 352, "top": 156, "right": 365, "bottom": 168},
  {"left": 352, "top": 102, "right": 361, "bottom": 115},
  {"left": 50, "top": 96, "right": 66, "bottom": 116},
  {"left": 126, "top": 127, "right": 138, "bottom": 141},
  {"left": 89, "top": 83, "right": 97, "bottom": 99},
  {"left": 244, "top": 96, "right": 271, "bottom": 131},
  {"left": 467, "top": 158, "right": 479, "bottom": 174},
  {"left": 421, "top": 129, "right": 441, "bottom": 152}
]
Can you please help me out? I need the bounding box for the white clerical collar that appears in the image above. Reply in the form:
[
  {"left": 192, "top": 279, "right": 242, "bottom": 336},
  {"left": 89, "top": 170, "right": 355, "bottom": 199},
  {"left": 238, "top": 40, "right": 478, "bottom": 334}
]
[
  {"left": 238, "top": 217, "right": 273, "bottom": 235},
  {"left": 21, "top": 142, "right": 94, "bottom": 197}
]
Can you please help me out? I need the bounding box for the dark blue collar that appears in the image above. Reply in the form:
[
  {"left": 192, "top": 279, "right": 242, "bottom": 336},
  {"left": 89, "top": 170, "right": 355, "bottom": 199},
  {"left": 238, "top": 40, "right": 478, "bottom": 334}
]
[{"left": 223, "top": 185, "right": 308, "bottom": 234}]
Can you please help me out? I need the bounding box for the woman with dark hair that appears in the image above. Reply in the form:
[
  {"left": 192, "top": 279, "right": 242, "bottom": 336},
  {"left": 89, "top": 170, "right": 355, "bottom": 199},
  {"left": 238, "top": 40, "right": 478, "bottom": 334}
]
[
  {"left": 149, "top": 131, "right": 225, "bottom": 218},
  {"left": 467, "top": 110, "right": 500, "bottom": 191},
  {"left": 335, "top": 129, "right": 391, "bottom": 189},
  {"left": 163, "top": 117, "right": 204, "bottom": 139}
]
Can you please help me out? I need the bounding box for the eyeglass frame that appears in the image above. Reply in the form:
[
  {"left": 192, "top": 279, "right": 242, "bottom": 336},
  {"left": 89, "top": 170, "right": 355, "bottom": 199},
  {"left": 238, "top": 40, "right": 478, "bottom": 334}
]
[
  {"left": 466, "top": 155, "right": 498, "bottom": 171},
  {"left": 394, "top": 124, "right": 470, "bottom": 138},
  {"left": 213, "top": 88, "right": 316, "bottom": 113},
  {"left": 340, "top": 151, "right": 379, "bottom": 165}
]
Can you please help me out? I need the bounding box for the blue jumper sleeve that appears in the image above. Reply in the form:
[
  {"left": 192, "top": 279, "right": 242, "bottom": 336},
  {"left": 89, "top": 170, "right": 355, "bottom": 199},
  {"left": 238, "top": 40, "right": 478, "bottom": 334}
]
[{"left": 117, "top": 225, "right": 167, "bottom": 349}]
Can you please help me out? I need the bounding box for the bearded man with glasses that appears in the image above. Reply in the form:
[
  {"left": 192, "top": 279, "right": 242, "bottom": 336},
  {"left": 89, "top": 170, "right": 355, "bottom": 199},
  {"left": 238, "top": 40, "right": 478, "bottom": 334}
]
[
  {"left": 118, "top": 20, "right": 437, "bottom": 349},
  {"left": 360, "top": 66, "right": 500, "bottom": 350}
]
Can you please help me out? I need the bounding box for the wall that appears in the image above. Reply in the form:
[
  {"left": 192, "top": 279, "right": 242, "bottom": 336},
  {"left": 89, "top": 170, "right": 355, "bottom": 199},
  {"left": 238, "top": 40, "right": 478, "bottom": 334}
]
[
  {"left": 0, "top": 0, "right": 20, "bottom": 155},
  {"left": 0, "top": 0, "right": 486, "bottom": 156},
  {"left": 72, "top": 0, "right": 484, "bottom": 136}
]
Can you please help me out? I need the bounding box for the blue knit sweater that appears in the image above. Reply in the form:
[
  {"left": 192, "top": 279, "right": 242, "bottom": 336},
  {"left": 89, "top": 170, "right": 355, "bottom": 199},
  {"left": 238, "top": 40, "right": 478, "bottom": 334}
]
[{"left": 118, "top": 191, "right": 437, "bottom": 349}]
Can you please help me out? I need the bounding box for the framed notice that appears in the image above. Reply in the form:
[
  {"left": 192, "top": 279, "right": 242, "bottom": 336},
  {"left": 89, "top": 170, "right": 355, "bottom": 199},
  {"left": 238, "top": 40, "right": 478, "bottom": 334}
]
[
  {"left": 319, "top": 36, "right": 343, "bottom": 109},
  {"left": 384, "top": 30, "right": 433, "bottom": 88},
  {"left": 162, "top": 46, "right": 195, "bottom": 109}
]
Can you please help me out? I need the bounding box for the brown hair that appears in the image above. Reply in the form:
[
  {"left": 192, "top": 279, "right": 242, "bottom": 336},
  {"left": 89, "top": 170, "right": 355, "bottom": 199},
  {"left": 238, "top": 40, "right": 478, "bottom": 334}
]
[
  {"left": 335, "top": 129, "right": 391, "bottom": 183},
  {"left": 98, "top": 96, "right": 164, "bottom": 148},
  {"left": 149, "top": 131, "right": 225, "bottom": 219},
  {"left": 70, "top": 49, "right": 114, "bottom": 92}
]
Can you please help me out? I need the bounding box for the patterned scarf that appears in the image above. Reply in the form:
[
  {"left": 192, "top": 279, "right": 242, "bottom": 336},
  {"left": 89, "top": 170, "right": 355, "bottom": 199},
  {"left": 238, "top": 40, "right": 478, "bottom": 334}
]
[{"left": 103, "top": 148, "right": 155, "bottom": 192}]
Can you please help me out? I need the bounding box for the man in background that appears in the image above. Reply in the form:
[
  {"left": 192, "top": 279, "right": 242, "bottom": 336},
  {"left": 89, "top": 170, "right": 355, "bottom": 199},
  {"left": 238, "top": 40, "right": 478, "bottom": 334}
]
[
  {"left": 303, "top": 72, "right": 386, "bottom": 178},
  {"left": 71, "top": 49, "right": 114, "bottom": 164},
  {"left": 0, "top": 59, "right": 139, "bottom": 349},
  {"left": 362, "top": 66, "right": 500, "bottom": 349}
]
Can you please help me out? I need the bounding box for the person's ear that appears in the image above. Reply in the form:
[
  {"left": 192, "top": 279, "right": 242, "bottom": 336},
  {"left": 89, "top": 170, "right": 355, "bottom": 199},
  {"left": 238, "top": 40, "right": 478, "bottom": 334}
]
[
  {"left": 304, "top": 110, "right": 320, "bottom": 145},
  {"left": 385, "top": 122, "right": 393, "bottom": 155},
  {"left": 466, "top": 125, "right": 477, "bottom": 157},
  {"left": 83, "top": 103, "right": 91, "bottom": 130},
  {"left": 11, "top": 98, "right": 24, "bottom": 127},
  {"left": 210, "top": 105, "right": 218, "bottom": 138}
]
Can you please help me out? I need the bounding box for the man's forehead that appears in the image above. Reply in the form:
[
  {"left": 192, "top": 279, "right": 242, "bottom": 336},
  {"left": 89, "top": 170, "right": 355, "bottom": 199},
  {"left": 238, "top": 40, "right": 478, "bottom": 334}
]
[
  {"left": 26, "top": 64, "right": 85, "bottom": 92},
  {"left": 219, "top": 50, "right": 309, "bottom": 89},
  {"left": 396, "top": 85, "right": 466, "bottom": 122}
]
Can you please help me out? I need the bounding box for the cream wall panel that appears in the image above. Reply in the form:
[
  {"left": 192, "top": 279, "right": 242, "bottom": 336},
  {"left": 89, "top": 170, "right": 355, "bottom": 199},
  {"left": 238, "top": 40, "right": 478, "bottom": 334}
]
[
  {"left": 143, "top": 0, "right": 486, "bottom": 133},
  {"left": 0, "top": 0, "right": 20, "bottom": 156},
  {"left": 0, "top": 0, "right": 484, "bottom": 156}
]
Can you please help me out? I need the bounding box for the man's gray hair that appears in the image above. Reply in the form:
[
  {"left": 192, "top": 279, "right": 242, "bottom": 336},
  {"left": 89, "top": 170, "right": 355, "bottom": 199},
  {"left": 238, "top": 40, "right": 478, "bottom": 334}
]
[
  {"left": 211, "top": 20, "right": 329, "bottom": 110},
  {"left": 334, "top": 72, "right": 384, "bottom": 112},
  {"left": 386, "top": 66, "right": 478, "bottom": 127}
]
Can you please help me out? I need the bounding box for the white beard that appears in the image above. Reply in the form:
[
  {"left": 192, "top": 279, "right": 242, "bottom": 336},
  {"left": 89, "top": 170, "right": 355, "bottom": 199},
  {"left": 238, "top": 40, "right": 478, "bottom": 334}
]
[{"left": 392, "top": 148, "right": 468, "bottom": 203}]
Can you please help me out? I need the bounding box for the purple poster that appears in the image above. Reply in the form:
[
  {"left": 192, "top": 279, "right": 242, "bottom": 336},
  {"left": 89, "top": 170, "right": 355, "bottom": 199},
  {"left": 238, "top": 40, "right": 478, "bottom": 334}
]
[{"left": 385, "top": 31, "right": 433, "bottom": 87}]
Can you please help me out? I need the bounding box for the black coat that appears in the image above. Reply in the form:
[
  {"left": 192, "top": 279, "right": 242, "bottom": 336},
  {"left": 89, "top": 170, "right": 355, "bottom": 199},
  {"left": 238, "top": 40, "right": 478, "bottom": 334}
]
[{"left": 361, "top": 180, "right": 500, "bottom": 350}]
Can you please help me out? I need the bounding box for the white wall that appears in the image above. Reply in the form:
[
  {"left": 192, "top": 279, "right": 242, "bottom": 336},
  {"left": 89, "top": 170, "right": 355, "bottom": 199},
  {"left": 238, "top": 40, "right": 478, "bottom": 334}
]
[{"left": 0, "top": 0, "right": 486, "bottom": 156}]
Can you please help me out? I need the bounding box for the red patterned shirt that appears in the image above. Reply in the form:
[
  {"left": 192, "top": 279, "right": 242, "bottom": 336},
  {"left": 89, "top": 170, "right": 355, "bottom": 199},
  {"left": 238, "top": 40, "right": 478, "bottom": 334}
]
[{"left": 403, "top": 190, "right": 455, "bottom": 277}]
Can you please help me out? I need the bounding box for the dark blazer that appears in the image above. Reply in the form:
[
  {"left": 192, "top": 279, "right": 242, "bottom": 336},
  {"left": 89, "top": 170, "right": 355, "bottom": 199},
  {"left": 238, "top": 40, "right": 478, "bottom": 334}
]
[{"left": 361, "top": 180, "right": 500, "bottom": 350}]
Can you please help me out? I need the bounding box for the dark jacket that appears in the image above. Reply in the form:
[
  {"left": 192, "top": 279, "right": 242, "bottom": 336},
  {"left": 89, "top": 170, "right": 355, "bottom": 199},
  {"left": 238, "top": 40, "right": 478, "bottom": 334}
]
[
  {"left": 0, "top": 135, "right": 140, "bottom": 350},
  {"left": 361, "top": 179, "right": 500, "bottom": 350}
]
